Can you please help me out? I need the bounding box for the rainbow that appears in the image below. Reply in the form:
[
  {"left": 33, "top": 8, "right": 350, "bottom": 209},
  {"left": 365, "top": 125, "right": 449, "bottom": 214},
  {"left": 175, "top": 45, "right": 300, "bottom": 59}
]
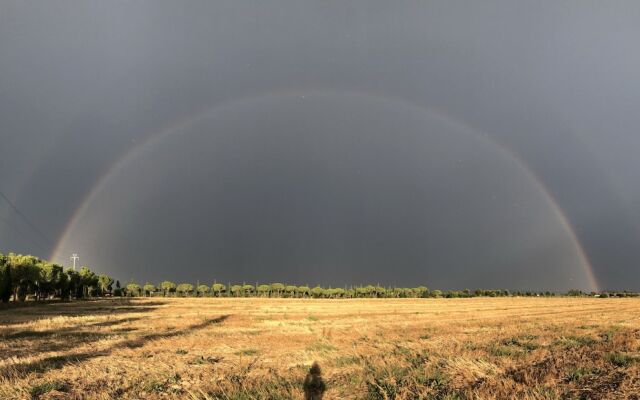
[{"left": 50, "top": 89, "right": 600, "bottom": 292}]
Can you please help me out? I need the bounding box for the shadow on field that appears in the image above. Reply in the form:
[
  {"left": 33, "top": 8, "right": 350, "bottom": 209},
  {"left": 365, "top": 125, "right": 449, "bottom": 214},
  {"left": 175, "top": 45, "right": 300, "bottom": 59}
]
[
  {"left": 0, "top": 299, "right": 167, "bottom": 360},
  {"left": 1, "top": 316, "right": 146, "bottom": 341},
  {"left": 120, "top": 314, "right": 230, "bottom": 349},
  {"left": 304, "top": 362, "right": 326, "bottom": 400},
  {"left": 0, "top": 298, "right": 166, "bottom": 327},
  {"left": 0, "top": 314, "right": 230, "bottom": 377},
  {"left": 0, "top": 317, "right": 150, "bottom": 359}
]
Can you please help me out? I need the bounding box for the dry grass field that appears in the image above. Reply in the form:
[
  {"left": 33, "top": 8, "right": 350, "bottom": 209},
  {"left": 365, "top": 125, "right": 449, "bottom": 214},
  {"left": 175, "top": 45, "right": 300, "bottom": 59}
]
[{"left": 0, "top": 298, "right": 639, "bottom": 399}]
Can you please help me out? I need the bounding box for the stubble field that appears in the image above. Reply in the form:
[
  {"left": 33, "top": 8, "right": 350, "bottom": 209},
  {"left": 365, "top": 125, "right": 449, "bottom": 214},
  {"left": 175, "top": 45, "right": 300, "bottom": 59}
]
[{"left": 0, "top": 297, "right": 639, "bottom": 399}]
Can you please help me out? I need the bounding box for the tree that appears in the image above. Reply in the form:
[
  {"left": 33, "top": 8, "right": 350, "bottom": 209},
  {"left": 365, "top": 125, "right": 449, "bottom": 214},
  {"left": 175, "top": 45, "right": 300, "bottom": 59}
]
[
  {"left": 413, "top": 286, "right": 429, "bottom": 298},
  {"left": 64, "top": 268, "right": 80, "bottom": 299},
  {"left": 355, "top": 286, "right": 368, "bottom": 298},
  {"left": 160, "top": 281, "right": 176, "bottom": 297},
  {"left": 55, "top": 270, "right": 69, "bottom": 299},
  {"left": 126, "top": 283, "right": 141, "bottom": 297},
  {"left": 37, "top": 263, "right": 64, "bottom": 300},
  {"left": 311, "top": 286, "right": 324, "bottom": 298},
  {"left": 98, "top": 275, "right": 114, "bottom": 296},
  {"left": 271, "top": 283, "right": 285, "bottom": 297},
  {"left": 230, "top": 285, "right": 243, "bottom": 297},
  {"left": 197, "top": 284, "right": 210, "bottom": 296},
  {"left": 285, "top": 285, "right": 298, "bottom": 298},
  {"left": 297, "top": 286, "right": 311, "bottom": 298},
  {"left": 0, "top": 254, "right": 11, "bottom": 303},
  {"left": 325, "top": 287, "right": 345, "bottom": 298},
  {"left": 211, "top": 283, "right": 226, "bottom": 297},
  {"left": 365, "top": 285, "right": 376, "bottom": 297},
  {"left": 144, "top": 283, "right": 157, "bottom": 297},
  {"left": 257, "top": 284, "right": 271, "bottom": 297},
  {"left": 176, "top": 283, "right": 194, "bottom": 297},
  {"left": 78, "top": 266, "right": 98, "bottom": 298},
  {"left": 374, "top": 286, "right": 387, "bottom": 298},
  {"left": 7, "top": 253, "right": 40, "bottom": 301},
  {"left": 242, "top": 284, "right": 255, "bottom": 297}
]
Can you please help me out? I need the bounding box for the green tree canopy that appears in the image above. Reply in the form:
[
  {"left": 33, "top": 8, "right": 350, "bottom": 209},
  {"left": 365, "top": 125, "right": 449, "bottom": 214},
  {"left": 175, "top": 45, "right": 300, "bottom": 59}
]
[
  {"left": 242, "top": 284, "right": 255, "bottom": 295},
  {"left": 78, "top": 266, "right": 99, "bottom": 298},
  {"left": 257, "top": 284, "right": 271, "bottom": 296},
  {"left": 143, "top": 283, "right": 156, "bottom": 296},
  {"left": 126, "top": 283, "right": 141, "bottom": 296},
  {"left": 211, "top": 283, "right": 226, "bottom": 296},
  {"left": 176, "top": 283, "right": 194, "bottom": 296},
  {"left": 311, "top": 286, "right": 324, "bottom": 298},
  {"left": 285, "top": 285, "right": 298, "bottom": 296},
  {"left": 160, "top": 281, "right": 177, "bottom": 296},
  {"left": 230, "top": 285, "right": 243, "bottom": 296},
  {"left": 271, "top": 282, "right": 285, "bottom": 295},
  {"left": 98, "top": 274, "right": 114, "bottom": 295},
  {"left": 297, "top": 286, "right": 311, "bottom": 296},
  {"left": 197, "top": 284, "right": 210, "bottom": 295}
]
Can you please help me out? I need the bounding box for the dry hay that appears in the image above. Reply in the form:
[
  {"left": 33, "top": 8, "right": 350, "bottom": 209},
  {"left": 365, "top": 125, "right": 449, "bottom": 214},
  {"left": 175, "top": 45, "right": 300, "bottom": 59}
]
[{"left": 0, "top": 297, "right": 638, "bottom": 399}]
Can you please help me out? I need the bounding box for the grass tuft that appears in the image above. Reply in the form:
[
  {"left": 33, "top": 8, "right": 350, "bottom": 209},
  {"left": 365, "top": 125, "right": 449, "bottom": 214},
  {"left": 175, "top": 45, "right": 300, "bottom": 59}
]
[
  {"left": 607, "top": 352, "right": 636, "bottom": 367},
  {"left": 29, "top": 380, "right": 69, "bottom": 398}
]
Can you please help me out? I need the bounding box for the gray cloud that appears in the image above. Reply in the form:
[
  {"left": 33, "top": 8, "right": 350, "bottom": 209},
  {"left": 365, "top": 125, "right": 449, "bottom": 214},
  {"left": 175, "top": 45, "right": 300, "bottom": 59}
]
[{"left": 1, "top": 1, "right": 639, "bottom": 290}]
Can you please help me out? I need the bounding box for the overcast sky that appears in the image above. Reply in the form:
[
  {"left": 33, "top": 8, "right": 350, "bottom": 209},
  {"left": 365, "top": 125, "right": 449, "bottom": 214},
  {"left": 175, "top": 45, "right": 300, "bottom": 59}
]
[{"left": 1, "top": 1, "right": 639, "bottom": 291}]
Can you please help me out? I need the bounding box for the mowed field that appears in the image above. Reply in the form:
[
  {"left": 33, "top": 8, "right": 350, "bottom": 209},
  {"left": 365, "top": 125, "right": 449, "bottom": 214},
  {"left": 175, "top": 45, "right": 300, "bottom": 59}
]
[{"left": 0, "top": 298, "right": 639, "bottom": 399}]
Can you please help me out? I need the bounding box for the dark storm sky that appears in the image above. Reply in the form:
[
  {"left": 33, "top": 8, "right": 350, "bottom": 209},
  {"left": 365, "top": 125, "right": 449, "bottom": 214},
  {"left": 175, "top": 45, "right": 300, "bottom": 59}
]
[{"left": 1, "top": 1, "right": 639, "bottom": 291}]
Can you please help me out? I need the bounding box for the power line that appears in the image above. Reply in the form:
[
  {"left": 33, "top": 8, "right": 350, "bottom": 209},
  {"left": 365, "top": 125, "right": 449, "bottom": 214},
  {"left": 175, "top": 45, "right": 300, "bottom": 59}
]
[{"left": 0, "top": 190, "right": 54, "bottom": 247}]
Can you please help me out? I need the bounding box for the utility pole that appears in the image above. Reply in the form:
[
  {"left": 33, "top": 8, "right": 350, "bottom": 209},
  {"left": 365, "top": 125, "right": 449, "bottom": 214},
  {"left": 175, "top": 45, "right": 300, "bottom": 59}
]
[{"left": 70, "top": 253, "right": 79, "bottom": 271}]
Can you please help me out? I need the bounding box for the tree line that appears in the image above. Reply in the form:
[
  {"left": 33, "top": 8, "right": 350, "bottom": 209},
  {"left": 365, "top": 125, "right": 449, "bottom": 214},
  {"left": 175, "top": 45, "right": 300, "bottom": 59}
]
[
  {"left": 1, "top": 251, "right": 638, "bottom": 302},
  {"left": 0, "top": 252, "right": 113, "bottom": 302},
  {"left": 122, "top": 283, "right": 640, "bottom": 299}
]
